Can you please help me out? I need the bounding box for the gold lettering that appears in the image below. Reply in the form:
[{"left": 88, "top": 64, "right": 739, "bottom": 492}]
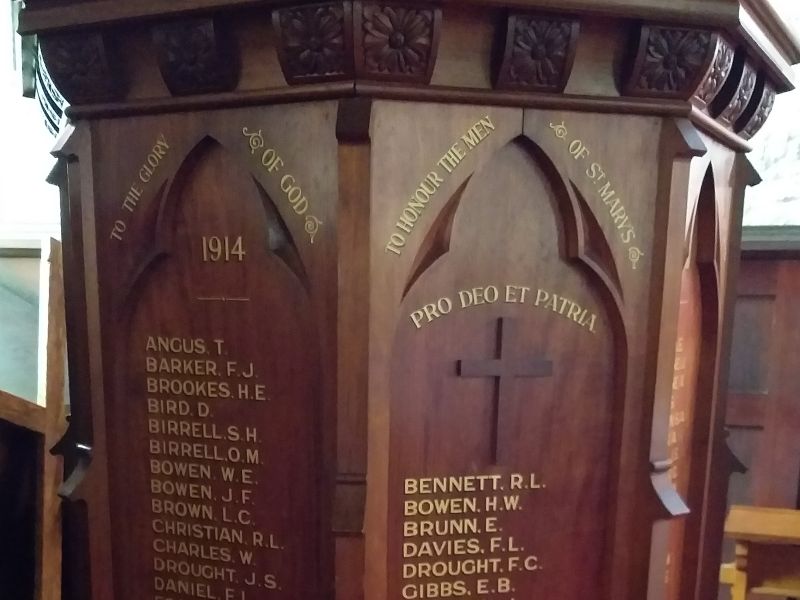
[
  {"left": 410, "top": 284, "right": 599, "bottom": 333},
  {"left": 389, "top": 115, "right": 497, "bottom": 255},
  {"left": 549, "top": 122, "right": 642, "bottom": 268}
]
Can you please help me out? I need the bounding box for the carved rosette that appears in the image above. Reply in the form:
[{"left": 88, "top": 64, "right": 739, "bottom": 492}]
[
  {"left": 693, "top": 36, "right": 735, "bottom": 108},
  {"left": 274, "top": 3, "right": 353, "bottom": 83},
  {"left": 494, "top": 13, "right": 580, "bottom": 92},
  {"left": 738, "top": 82, "right": 776, "bottom": 140},
  {"left": 38, "top": 32, "right": 121, "bottom": 104},
  {"left": 624, "top": 25, "right": 716, "bottom": 99},
  {"left": 151, "top": 17, "right": 239, "bottom": 96},
  {"left": 717, "top": 61, "right": 758, "bottom": 127},
  {"left": 353, "top": 2, "right": 442, "bottom": 83}
]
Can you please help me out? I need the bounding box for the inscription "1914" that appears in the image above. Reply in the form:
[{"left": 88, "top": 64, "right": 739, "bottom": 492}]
[{"left": 201, "top": 236, "right": 246, "bottom": 263}]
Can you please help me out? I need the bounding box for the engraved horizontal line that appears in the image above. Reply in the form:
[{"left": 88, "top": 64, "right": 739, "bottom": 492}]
[{"left": 196, "top": 296, "right": 251, "bottom": 303}]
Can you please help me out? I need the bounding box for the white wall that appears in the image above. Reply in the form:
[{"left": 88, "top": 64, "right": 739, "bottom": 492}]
[
  {"left": 0, "top": 4, "right": 60, "bottom": 241},
  {"left": 742, "top": 0, "right": 800, "bottom": 226}
]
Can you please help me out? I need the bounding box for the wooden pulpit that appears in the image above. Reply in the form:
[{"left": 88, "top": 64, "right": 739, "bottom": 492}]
[{"left": 18, "top": 2, "right": 798, "bottom": 600}]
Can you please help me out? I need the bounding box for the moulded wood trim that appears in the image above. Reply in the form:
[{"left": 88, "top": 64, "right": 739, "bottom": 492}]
[
  {"left": 19, "top": 0, "right": 267, "bottom": 34},
  {"left": 18, "top": 0, "right": 743, "bottom": 35},
  {"left": 0, "top": 390, "right": 47, "bottom": 433},
  {"left": 736, "top": 4, "right": 797, "bottom": 93},
  {"left": 741, "top": 0, "right": 800, "bottom": 64},
  {"left": 741, "top": 225, "right": 800, "bottom": 258},
  {"left": 65, "top": 81, "right": 356, "bottom": 119},
  {"left": 64, "top": 81, "right": 754, "bottom": 151}
]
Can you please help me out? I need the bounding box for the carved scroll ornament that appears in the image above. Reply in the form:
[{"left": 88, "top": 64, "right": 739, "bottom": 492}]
[
  {"left": 717, "top": 61, "right": 758, "bottom": 127},
  {"left": 738, "top": 81, "right": 776, "bottom": 140},
  {"left": 693, "top": 36, "right": 735, "bottom": 108}
]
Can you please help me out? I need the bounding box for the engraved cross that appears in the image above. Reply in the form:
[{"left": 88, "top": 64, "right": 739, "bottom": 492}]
[{"left": 457, "top": 317, "right": 553, "bottom": 464}]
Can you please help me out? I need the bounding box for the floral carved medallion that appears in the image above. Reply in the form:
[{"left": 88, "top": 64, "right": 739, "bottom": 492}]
[
  {"left": 274, "top": 3, "right": 353, "bottom": 83},
  {"left": 625, "top": 25, "right": 716, "bottom": 99},
  {"left": 354, "top": 2, "right": 441, "bottom": 83},
  {"left": 495, "top": 14, "right": 580, "bottom": 92}
]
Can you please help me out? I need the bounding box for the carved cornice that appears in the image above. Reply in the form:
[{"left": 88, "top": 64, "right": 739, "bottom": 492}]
[
  {"left": 494, "top": 13, "right": 580, "bottom": 93},
  {"left": 151, "top": 17, "right": 240, "bottom": 96},
  {"left": 29, "top": 3, "right": 792, "bottom": 150},
  {"left": 38, "top": 31, "right": 122, "bottom": 104}
]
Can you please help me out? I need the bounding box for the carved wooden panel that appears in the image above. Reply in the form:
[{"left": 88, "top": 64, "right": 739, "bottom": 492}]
[
  {"left": 388, "top": 139, "right": 618, "bottom": 598},
  {"left": 108, "top": 139, "right": 321, "bottom": 599},
  {"left": 274, "top": 2, "right": 354, "bottom": 84},
  {"left": 49, "top": 91, "right": 759, "bottom": 600},
  {"left": 67, "top": 102, "right": 340, "bottom": 600},
  {"left": 362, "top": 101, "right": 688, "bottom": 600},
  {"left": 151, "top": 17, "right": 240, "bottom": 96},
  {"left": 38, "top": 31, "right": 122, "bottom": 104},
  {"left": 494, "top": 13, "right": 580, "bottom": 92},
  {"left": 624, "top": 25, "right": 717, "bottom": 100},
  {"left": 353, "top": 2, "right": 441, "bottom": 83}
]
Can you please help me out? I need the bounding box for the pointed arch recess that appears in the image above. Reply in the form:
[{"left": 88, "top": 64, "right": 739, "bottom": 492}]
[
  {"left": 105, "top": 132, "right": 325, "bottom": 600},
  {"left": 402, "top": 135, "right": 625, "bottom": 317},
  {"left": 118, "top": 135, "right": 309, "bottom": 316},
  {"left": 668, "top": 163, "right": 722, "bottom": 600},
  {"left": 389, "top": 134, "right": 630, "bottom": 600}
]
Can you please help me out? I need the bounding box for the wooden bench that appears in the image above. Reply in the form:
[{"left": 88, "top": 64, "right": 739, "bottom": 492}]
[{"left": 720, "top": 505, "right": 800, "bottom": 599}]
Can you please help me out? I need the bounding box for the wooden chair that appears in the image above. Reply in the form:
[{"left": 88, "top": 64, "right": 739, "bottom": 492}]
[{"left": 720, "top": 506, "right": 800, "bottom": 600}]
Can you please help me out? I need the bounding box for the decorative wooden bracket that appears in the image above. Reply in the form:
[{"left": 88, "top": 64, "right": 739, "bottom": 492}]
[
  {"left": 152, "top": 17, "right": 240, "bottom": 96},
  {"left": 274, "top": 3, "right": 355, "bottom": 84},
  {"left": 494, "top": 13, "right": 580, "bottom": 93},
  {"left": 274, "top": 1, "right": 442, "bottom": 85},
  {"left": 38, "top": 31, "right": 122, "bottom": 104}
]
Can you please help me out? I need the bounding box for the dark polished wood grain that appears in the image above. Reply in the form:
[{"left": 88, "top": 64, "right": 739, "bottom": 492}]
[
  {"left": 725, "top": 255, "right": 800, "bottom": 526},
  {"left": 23, "top": 2, "right": 796, "bottom": 600}
]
